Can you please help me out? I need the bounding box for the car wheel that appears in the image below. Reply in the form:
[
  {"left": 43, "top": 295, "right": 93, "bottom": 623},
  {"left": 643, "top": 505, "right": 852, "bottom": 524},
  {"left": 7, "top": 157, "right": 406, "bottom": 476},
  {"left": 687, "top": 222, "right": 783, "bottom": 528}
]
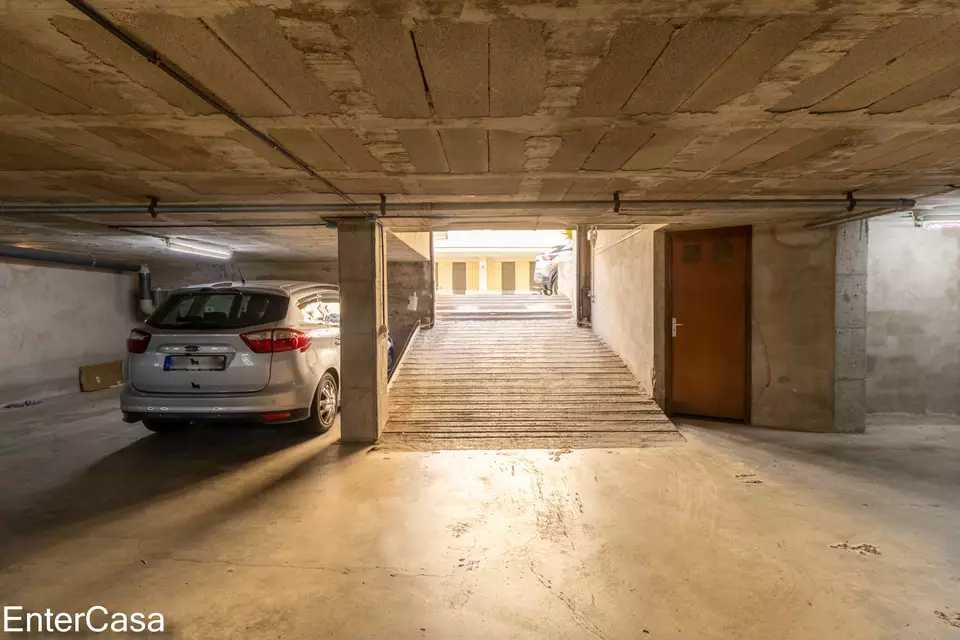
[
  {"left": 303, "top": 372, "right": 338, "bottom": 434},
  {"left": 141, "top": 419, "right": 189, "bottom": 434},
  {"left": 550, "top": 274, "right": 559, "bottom": 295}
]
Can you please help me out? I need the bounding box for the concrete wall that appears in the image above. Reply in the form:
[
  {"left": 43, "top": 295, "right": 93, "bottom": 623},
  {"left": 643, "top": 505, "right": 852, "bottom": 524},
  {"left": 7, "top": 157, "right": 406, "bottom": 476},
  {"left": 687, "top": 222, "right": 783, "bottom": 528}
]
[
  {"left": 386, "top": 261, "right": 435, "bottom": 353},
  {"left": 591, "top": 226, "right": 661, "bottom": 395},
  {"left": 867, "top": 222, "right": 960, "bottom": 415},
  {"left": 557, "top": 256, "right": 576, "bottom": 306},
  {"left": 0, "top": 261, "right": 137, "bottom": 403},
  {"left": 751, "top": 224, "right": 837, "bottom": 432}
]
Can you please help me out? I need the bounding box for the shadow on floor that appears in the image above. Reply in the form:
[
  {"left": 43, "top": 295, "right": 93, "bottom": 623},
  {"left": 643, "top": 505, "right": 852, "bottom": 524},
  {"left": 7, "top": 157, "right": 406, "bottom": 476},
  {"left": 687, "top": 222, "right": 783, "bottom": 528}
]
[
  {"left": 0, "top": 421, "right": 367, "bottom": 567},
  {"left": 680, "top": 418, "right": 960, "bottom": 504}
]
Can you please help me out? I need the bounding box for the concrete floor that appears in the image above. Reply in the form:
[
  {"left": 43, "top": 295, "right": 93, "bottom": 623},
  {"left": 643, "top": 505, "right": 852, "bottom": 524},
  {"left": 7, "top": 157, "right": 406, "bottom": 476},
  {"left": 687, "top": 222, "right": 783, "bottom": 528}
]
[{"left": 1, "top": 390, "right": 959, "bottom": 639}]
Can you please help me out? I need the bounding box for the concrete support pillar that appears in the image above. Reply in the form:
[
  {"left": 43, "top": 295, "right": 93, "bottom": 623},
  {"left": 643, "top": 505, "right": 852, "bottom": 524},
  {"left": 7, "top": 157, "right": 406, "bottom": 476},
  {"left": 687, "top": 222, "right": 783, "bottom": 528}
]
[
  {"left": 575, "top": 225, "right": 592, "bottom": 326},
  {"left": 834, "top": 220, "right": 868, "bottom": 433},
  {"left": 478, "top": 257, "right": 487, "bottom": 291},
  {"left": 338, "top": 219, "right": 388, "bottom": 443}
]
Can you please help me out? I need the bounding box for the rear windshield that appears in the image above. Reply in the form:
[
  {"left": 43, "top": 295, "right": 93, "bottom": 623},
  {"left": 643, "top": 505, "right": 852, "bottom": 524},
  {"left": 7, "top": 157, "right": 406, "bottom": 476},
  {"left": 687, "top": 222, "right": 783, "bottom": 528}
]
[{"left": 148, "top": 291, "right": 289, "bottom": 330}]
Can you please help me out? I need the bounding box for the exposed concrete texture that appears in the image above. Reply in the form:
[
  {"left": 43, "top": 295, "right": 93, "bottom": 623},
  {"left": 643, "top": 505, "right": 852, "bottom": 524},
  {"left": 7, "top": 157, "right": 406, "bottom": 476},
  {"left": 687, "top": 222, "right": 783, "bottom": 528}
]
[
  {"left": 582, "top": 127, "right": 654, "bottom": 171},
  {"left": 386, "top": 261, "right": 433, "bottom": 354},
  {"left": 210, "top": 7, "right": 338, "bottom": 116},
  {"left": 547, "top": 128, "right": 604, "bottom": 171},
  {"left": 834, "top": 221, "right": 868, "bottom": 433},
  {"left": 269, "top": 128, "right": 346, "bottom": 170},
  {"left": 623, "top": 129, "right": 697, "bottom": 171},
  {"left": 681, "top": 129, "right": 769, "bottom": 172},
  {"left": 623, "top": 20, "right": 755, "bottom": 115},
  {"left": 574, "top": 21, "right": 672, "bottom": 116},
  {"left": 88, "top": 126, "right": 227, "bottom": 171},
  {"left": 48, "top": 127, "right": 170, "bottom": 170},
  {"left": 557, "top": 256, "right": 576, "bottom": 311},
  {"left": 772, "top": 17, "right": 956, "bottom": 112},
  {"left": 398, "top": 129, "right": 449, "bottom": 173},
  {"left": 50, "top": 17, "right": 214, "bottom": 116},
  {"left": 149, "top": 260, "right": 339, "bottom": 291},
  {"left": 488, "top": 130, "right": 527, "bottom": 173},
  {"left": 0, "top": 133, "right": 102, "bottom": 171},
  {"left": 335, "top": 18, "right": 429, "bottom": 118},
  {"left": 759, "top": 129, "right": 856, "bottom": 172},
  {"left": 116, "top": 12, "right": 291, "bottom": 117},
  {"left": 867, "top": 221, "right": 960, "bottom": 416},
  {"left": 418, "top": 176, "right": 521, "bottom": 196},
  {"left": 319, "top": 129, "right": 382, "bottom": 172},
  {"left": 0, "top": 63, "right": 96, "bottom": 115},
  {"left": 591, "top": 226, "right": 661, "bottom": 394},
  {"left": 0, "top": 27, "right": 133, "bottom": 114},
  {"left": 7, "top": 393, "right": 958, "bottom": 638},
  {"left": 415, "top": 22, "right": 488, "bottom": 118},
  {"left": 680, "top": 19, "right": 821, "bottom": 112},
  {"left": 0, "top": 261, "right": 136, "bottom": 404},
  {"left": 813, "top": 30, "right": 960, "bottom": 113},
  {"left": 439, "top": 129, "right": 488, "bottom": 174},
  {"left": 489, "top": 20, "right": 546, "bottom": 117},
  {"left": 716, "top": 129, "right": 821, "bottom": 173},
  {"left": 337, "top": 219, "right": 388, "bottom": 443},
  {"left": 855, "top": 130, "right": 960, "bottom": 171},
  {"left": 868, "top": 62, "right": 960, "bottom": 113},
  {"left": 752, "top": 224, "right": 836, "bottom": 432}
]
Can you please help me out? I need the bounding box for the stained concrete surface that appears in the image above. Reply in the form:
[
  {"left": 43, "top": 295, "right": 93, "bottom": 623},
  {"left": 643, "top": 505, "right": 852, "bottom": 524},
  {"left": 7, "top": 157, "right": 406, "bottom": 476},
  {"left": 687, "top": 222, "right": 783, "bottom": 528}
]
[{"left": 1, "top": 390, "right": 959, "bottom": 638}]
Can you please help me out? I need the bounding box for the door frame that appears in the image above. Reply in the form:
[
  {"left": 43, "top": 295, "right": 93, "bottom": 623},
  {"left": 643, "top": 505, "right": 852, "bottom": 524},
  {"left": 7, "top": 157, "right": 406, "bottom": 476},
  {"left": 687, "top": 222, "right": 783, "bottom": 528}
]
[{"left": 663, "top": 225, "right": 752, "bottom": 422}]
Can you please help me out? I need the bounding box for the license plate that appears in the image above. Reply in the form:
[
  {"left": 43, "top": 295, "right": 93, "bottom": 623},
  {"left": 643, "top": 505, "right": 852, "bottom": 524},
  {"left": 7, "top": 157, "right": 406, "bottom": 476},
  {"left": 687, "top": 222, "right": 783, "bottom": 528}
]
[{"left": 163, "top": 355, "right": 227, "bottom": 371}]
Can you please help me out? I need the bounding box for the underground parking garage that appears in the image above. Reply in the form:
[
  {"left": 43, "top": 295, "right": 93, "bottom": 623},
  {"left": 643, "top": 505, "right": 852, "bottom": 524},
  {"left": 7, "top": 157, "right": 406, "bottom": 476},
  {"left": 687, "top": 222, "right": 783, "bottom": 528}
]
[{"left": 3, "top": 0, "right": 960, "bottom": 636}]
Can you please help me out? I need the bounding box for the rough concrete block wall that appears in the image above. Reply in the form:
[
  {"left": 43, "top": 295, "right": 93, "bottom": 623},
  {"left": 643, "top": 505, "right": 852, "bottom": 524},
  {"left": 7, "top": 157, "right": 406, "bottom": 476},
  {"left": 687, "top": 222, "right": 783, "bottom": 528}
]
[
  {"left": 867, "top": 222, "right": 960, "bottom": 415},
  {"left": 834, "top": 221, "right": 868, "bottom": 432},
  {"left": 386, "top": 261, "right": 434, "bottom": 354},
  {"left": 751, "top": 225, "right": 836, "bottom": 431},
  {"left": 0, "top": 261, "right": 137, "bottom": 403},
  {"left": 590, "top": 227, "right": 659, "bottom": 395}
]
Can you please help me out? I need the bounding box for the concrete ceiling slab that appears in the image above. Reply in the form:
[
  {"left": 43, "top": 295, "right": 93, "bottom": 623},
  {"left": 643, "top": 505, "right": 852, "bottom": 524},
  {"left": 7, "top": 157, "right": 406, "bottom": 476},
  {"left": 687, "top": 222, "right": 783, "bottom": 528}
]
[{"left": 1, "top": 2, "right": 960, "bottom": 251}]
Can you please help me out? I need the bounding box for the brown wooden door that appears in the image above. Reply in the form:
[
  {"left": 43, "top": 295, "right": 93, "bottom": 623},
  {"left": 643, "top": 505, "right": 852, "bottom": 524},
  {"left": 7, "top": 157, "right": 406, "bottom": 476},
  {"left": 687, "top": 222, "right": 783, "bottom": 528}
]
[
  {"left": 669, "top": 227, "right": 749, "bottom": 420},
  {"left": 452, "top": 262, "right": 467, "bottom": 294},
  {"left": 501, "top": 261, "right": 516, "bottom": 293}
]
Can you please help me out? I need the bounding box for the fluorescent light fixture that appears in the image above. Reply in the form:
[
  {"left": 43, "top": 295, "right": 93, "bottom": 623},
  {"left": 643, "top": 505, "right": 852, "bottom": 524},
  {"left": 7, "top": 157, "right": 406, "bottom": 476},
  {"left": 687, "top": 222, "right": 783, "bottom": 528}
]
[{"left": 166, "top": 238, "right": 233, "bottom": 260}]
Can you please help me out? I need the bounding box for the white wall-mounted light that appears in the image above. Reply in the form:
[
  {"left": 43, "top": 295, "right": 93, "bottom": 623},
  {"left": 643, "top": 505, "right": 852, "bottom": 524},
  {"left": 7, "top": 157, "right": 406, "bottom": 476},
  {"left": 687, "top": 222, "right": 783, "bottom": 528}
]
[{"left": 166, "top": 238, "right": 233, "bottom": 260}]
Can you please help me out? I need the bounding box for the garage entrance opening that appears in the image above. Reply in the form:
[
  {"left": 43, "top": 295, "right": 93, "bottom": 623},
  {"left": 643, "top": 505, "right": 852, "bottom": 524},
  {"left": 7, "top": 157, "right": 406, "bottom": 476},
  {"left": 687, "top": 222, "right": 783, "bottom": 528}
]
[
  {"left": 667, "top": 226, "right": 751, "bottom": 421},
  {"left": 383, "top": 230, "right": 678, "bottom": 450}
]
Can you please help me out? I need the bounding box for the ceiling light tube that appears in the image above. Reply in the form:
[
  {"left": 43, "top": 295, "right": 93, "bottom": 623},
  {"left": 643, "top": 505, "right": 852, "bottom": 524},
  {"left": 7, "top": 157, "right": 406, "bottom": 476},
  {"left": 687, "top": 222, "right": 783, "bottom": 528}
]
[{"left": 166, "top": 238, "right": 233, "bottom": 260}]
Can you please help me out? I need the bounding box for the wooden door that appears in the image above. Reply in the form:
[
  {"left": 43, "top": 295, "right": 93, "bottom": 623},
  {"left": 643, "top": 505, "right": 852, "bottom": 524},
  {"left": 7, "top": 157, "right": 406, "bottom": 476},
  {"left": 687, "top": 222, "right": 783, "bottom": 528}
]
[
  {"left": 452, "top": 262, "right": 467, "bottom": 294},
  {"left": 668, "top": 227, "right": 749, "bottom": 420},
  {"left": 501, "top": 261, "right": 516, "bottom": 294}
]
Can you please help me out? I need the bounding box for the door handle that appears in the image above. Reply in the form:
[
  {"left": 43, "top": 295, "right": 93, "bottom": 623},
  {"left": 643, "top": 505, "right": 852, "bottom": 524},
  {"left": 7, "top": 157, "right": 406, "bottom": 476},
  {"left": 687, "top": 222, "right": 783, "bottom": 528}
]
[{"left": 671, "top": 317, "right": 683, "bottom": 338}]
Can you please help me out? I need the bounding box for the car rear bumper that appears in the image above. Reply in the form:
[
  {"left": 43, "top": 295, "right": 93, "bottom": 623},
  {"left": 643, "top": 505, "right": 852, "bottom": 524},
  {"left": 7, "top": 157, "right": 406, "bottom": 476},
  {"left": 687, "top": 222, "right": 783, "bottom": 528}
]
[{"left": 120, "top": 381, "right": 315, "bottom": 422}]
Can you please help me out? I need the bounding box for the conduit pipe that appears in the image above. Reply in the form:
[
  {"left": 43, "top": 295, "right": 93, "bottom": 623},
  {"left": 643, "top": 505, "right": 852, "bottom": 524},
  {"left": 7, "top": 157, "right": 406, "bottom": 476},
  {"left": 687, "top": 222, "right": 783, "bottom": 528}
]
[
  {"left": 0, "top": 245, "right": 140, "bottom": 272},
  {"left": 0, "top": 197, "right": 917, "bottom": 217}
]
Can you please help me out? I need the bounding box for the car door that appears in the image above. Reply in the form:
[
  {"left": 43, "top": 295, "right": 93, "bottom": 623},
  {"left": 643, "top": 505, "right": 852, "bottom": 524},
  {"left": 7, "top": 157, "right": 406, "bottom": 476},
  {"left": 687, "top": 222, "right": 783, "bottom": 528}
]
[{"left": 294, "top": 292, "right": 340, "bottom": 379}]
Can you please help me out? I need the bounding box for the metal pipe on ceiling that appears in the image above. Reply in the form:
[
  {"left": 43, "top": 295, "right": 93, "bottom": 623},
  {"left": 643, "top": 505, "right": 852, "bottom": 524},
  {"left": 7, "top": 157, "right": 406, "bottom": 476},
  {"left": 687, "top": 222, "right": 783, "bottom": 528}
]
[
  {"left": 0, "top": 244, "right": 140, "bottom": 272},
  {"left": 0, "top": 197, "right": 917, "bottom": 216},
  {"left": 805, "top": 207, "right": 913, "bottom": 229}
]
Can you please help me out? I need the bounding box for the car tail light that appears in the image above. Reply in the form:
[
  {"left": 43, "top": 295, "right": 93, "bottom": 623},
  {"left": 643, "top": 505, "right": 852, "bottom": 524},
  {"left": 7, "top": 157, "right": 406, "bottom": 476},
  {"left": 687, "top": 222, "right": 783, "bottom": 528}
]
[
  {"left": 126, "top": 329, "right": 151, "bottom": 354},
  {"left": 241, "top": 329, "right": 311, "bottom": 353},
  {"left": 261, "top": 411, "right": 292, "bottom": 421}
]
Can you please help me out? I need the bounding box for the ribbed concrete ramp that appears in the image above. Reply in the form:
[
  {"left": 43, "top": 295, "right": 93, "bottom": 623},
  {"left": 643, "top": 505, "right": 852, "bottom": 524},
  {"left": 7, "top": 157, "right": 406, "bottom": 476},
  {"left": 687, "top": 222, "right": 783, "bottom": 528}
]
[{"left": 382, "top": 318, "right": 680, "bottom": 450}]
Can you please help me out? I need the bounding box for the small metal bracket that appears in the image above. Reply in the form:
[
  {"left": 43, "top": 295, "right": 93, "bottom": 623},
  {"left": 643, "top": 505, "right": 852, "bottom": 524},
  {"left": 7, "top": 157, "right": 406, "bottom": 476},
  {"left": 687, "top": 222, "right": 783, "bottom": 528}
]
[
  {"left": 147, "top": 196, "right": 159, "bottom": 219},
  {"left": 380, "top": 193, "right": 387, "bottom": 218},
  {"left": 613, "top": 191, "right": 621, "bottom": 214},
  {"left": 845, "top": 191, "right": 857, "bottom": 212}
]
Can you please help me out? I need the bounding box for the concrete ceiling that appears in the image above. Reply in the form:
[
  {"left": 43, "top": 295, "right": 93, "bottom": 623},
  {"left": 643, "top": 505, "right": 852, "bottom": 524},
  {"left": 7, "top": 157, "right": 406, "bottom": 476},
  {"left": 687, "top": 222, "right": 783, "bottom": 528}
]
[{"left": 2, "top": 0, "right": 960, "bottom": 258}]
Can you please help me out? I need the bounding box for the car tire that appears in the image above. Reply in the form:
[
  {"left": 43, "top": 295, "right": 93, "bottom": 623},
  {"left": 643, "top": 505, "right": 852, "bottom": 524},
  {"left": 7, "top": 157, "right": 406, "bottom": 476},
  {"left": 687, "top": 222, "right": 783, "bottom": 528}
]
[
  {"left": 141, "top": 419, "right": 189, "bottom": 434},
  {"left": 550, "top": 273, "right": 559, "bottom": 295},
  {"left": 303, "top": 372, "right": 338, "bottom": 434}
]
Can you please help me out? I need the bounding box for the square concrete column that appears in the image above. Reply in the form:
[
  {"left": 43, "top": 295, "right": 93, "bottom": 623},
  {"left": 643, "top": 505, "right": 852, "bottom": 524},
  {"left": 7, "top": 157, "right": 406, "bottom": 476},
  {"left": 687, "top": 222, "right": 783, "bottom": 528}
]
[
  {"left": 834, "top": 220, "right": 868, "bottom": 432},
  {"left": 338, "top": 219, "right": 388, "bottom": 443}
]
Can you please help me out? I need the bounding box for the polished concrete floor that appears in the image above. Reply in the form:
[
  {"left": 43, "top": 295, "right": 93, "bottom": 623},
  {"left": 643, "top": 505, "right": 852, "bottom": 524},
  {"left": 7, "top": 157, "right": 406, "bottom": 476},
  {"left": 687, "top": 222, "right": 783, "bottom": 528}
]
[{"left": 1, "top": 390, "right": 959, "bottom": 639}]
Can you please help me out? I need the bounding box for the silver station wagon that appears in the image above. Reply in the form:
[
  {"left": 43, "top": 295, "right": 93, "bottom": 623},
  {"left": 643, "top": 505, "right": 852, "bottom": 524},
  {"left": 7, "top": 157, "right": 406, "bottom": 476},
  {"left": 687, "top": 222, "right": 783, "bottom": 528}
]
[{"left": 121, "top": 281, "right": 341, "bottom": 434}]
